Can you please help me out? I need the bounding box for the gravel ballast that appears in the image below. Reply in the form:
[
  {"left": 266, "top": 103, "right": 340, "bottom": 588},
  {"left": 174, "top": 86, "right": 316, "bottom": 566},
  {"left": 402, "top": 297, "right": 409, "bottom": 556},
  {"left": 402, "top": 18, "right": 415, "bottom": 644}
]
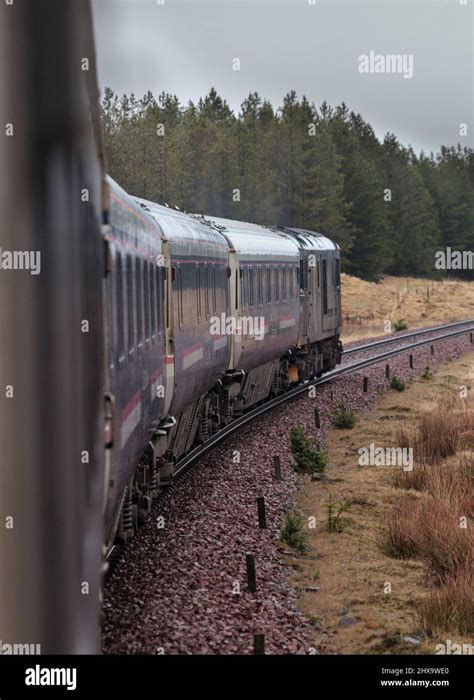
[{"left": 102, "top": 329, "right": 473, "bottom": 655}]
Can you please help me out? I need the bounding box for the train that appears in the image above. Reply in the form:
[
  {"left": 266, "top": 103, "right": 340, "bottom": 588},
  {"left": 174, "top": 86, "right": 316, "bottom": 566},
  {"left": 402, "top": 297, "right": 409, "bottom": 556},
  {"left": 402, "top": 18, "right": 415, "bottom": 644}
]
[
  {"left": 104, "top": 178, "right": 342, "bottom": 547},
  {"left": 0, "top": 0, "right": 341, "bottom": 654}
]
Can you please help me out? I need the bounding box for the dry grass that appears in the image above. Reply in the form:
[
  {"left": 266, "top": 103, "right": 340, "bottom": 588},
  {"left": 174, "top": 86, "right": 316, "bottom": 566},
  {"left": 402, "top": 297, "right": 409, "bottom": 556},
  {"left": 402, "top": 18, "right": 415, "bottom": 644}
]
[
  {"left": 341, "top": 273, "right": 474, "bottom": 342},
  {"left": 395, "top": 396, "right": 473, "bottom": 465},
  {"left": 424, "top": 455, "right": 474, "bottom": 517},
  {"left": 380, "top": 497, "right": 423, "bottom": 559},
  {"left": 385, "top": 393, "right": 474, "bottom": 635},
  {"left": 380, "top": 493, "right": 472, "bottom": 584},
  {"left": 292, "top": 353, "right": 474, "bottom": 653},
  {"left": 420, "top": 571, "right": 474, "bottom": 635},
  {"left": 415, "top": 497, "right": 472, "bottom": 584},
  {"left": 393, "top": 455, "right": 474, "bottom": 515}
]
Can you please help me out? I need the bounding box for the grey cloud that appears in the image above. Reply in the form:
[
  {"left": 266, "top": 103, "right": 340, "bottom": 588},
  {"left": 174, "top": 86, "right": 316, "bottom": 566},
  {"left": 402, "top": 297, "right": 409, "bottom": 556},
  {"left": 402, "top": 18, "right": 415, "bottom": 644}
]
[{"left": 92, "top": 0, "right": 473, "bottom": 153}]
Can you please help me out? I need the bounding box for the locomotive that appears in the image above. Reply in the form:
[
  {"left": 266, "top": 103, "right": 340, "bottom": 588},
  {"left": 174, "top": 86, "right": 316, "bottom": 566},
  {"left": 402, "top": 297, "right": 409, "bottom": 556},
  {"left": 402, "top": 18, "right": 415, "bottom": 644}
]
[{"left": 103, "top": 178, "right": 342, "bottom": 548}]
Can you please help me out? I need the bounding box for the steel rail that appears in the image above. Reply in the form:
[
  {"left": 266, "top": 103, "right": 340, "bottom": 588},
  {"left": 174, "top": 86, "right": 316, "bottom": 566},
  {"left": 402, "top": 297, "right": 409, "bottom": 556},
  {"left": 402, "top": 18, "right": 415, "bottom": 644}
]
[
  {"left": 343, "top": 318, "right": 474, "bottom": 357},
  {"left": 173, "top": 323, "right": 474, "bottom": 478}
]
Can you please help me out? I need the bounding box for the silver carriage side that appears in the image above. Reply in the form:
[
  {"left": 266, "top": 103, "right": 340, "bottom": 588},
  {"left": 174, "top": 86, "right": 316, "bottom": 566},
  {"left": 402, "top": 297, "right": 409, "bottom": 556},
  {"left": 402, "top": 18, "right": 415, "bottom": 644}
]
[
  {"left": 202, "top": 216, "right": 301, "bottom": 414},
  {"left": 103, "top": 177, "right": 166, "bottom": 546},
  {"left": 134, "top": 199, "right": 231, "bottom": 474}
]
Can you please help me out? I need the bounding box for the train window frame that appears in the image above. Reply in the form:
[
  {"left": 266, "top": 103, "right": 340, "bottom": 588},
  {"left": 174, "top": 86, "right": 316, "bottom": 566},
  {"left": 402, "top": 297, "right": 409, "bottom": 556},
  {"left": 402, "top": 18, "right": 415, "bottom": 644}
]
[
  {"left": 116, "top": 252, "right": 125, "bottom": 362},
  {"left": 299, "top": 260, "right": 305, "bottom": 293},
  {"left": 105, "top": 268, "right": 115, "bottom": 369},
  {"left": 156, "top": 265, "right": 163, "bottom": 335},
  {"left": 282, "top": 267, "right": 287, "bottom": 302},
  {"left": 204, "top": 265, "right": 211, "bottom": 320},
  {"left": 335, "top": 258, "right": 340, "bottom": 287},
  {"left": 322, "top": 258, "right": 328, "bottom": 315},
  {"left": 240, "top": 268, "right": 246, "bottom": 310},
  {"left": 150, "top": 262, "right": 156, "bottom": 340},
  {"left": 177, "top": 264, "right": 184, "bottom": 329},
  {"left": 136, "top": 258, "right": 143, "bottom": 348},
  {"left": 274, "top": 267, "right": 279, "bottom": 302},
  {"left": 289, "top": 266, "right": 294, "bottom": 300},
  {"left": 144, "top": 260, "right": 151, "bottom": 343},
  {"left": 126, "top": 255, "right": 134, "bottom": 354},
  {"left": 235, "top": 268, "right": 239, "bottom": 310},
  {"left": 266, "top": 267, "right": 271, "bottom": 304},
  {"left": 212, "top": 265, "right": 217, "bottom": 314},
  {"left": 196, "top": 264, "right": 202, "bottom": 322},
  {"left": 317, "top": 259, "right": 320, "bottom": 288},
  {"left": 249, "top": 268, "right": 255, "bottom": 307}
]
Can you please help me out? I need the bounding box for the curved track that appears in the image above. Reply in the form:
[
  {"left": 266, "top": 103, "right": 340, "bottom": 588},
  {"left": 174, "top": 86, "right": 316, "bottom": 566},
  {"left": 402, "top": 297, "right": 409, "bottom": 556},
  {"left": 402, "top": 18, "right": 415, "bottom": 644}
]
[
  {"left": 106, "top": 319, "right": 473, "bottom": 563},
  {"left": 173, "top": 319, "right": 474, "bottom": 479}
]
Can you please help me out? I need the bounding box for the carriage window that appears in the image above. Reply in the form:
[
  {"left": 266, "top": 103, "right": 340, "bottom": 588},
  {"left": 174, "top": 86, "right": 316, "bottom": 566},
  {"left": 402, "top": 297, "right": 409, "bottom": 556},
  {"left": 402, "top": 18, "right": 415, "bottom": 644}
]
[
  {"left": 249, "top": 269, "right": 255, "bottom": 307},
  {"left": 177, "top": 266, "right": 184, "bottom": 327},
  {"left": 196, "top": 265, "right": 202, "bottom": 321},
  {"left": 266, "top": 268, "right": 271, "bottom": 303},
  {"left": 235, "top": 269, "right": 239, "bottom": 310},
  {"left": 289, "top": 267, "right": 294, "bottom": 300},
  {"left": 126, "top": 256, "right": 134, "bottom": 351},
  {"left": 240, "top": 269, "right": 245, "bottom": 310},
  {"left": 317, "top": 260, "right": 320, "bottom": 288},
  {"left": 136, "top": 259, "right": 143, "bottom": 345},
  {"left": 256, "top": 268, "right": 262, "bottom": 306},
  {"left": 165, "top": 266, "right": 170, "bottom": 330},
  {"left": 274, "top": 268, "right": 279, "bottom": 302},
  {"left": 204, "top": 266, "right": 210, "bottom": 318},
  {"left": 150, "top": 263, "right": 156, "bottom": 337},
  {"left": 322, "top": 259, "right": 328, "bottom": 314},
  {"left": 156, "top": 265, "right": 163, "bottom": 333},
  {"left": 212, "top": 266, "right": 217, "bottom": 313},
  {"left": 116, "top": 253, "right": 124, "bottom": 358},
  {"left": 282, "top": 268, "right": 287, "bottom": 301},
  {"left": 144, "top": 261, "right": 150, "bottom": 340},
  {"left": 335, "top": 258, "right": 340, "bottom": 286},
  {"left": 106, "top": 269, "right": 115, "bottom": 365}
]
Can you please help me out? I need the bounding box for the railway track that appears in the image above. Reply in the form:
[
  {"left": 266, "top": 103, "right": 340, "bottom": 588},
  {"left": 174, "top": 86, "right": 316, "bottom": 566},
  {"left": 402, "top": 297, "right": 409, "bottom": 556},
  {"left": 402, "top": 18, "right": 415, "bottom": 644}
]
[
  {"left": 106, "top": 319, "right": 473, "bottom": 565},
  {"left": 342, "top": 318, "right": 474, "bottom": 358},
  {"left": 171, "top": 318, "right": 474, "bottom": 480}
]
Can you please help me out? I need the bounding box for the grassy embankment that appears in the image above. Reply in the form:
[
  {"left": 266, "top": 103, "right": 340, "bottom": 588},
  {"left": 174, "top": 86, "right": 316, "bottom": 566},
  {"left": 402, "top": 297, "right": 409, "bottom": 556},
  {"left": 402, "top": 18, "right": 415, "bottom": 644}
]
[
  {"left": 285, "top": 354, "right": 473, "bottom": 654},
  {"left": 341, "top": 274, "right": 474, "bottom": 342}
]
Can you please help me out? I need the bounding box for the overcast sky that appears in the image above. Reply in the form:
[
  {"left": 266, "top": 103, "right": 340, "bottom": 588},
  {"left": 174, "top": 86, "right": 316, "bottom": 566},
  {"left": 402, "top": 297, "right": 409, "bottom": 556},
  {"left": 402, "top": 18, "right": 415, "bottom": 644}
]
[{"left": 92, "top": 0, "right": 473, "bottom": 154}]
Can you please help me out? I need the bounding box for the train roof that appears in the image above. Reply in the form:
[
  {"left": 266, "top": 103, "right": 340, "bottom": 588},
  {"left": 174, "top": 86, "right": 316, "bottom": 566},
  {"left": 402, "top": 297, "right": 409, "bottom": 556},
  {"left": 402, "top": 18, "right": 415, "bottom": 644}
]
[
  {"left": 107, "top": 177, "right": 165, "bottom": 252},
  {"left": 284, "top": 227, "right": 339, "bottom": 251},
  {"left": 111, "top": 182, "right": 338, "bottom": 258},
  {"left": 200, "top": 215, "right": 300, "bottom": 260},
  {"left": 135, "top": 197, "right": 229, "bottom": 251}
]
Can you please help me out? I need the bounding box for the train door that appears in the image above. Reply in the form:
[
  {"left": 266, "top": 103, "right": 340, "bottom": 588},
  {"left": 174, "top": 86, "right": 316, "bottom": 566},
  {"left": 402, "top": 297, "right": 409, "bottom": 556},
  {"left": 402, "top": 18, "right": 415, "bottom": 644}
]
[
  {"left": 334, "top": 255, "right": 341, "bottom": 327},
  {"left": 322, "top": 255, "right": 332, "bottom": 331},
  {"left": 299, "top": 257, "right": 309, "bottom": 339},
  {"left": 228, "top": 250, "right": 241, "bottom": 369},
  {"left": 162, "top": 240, "right": 174, "bottom": 418}
]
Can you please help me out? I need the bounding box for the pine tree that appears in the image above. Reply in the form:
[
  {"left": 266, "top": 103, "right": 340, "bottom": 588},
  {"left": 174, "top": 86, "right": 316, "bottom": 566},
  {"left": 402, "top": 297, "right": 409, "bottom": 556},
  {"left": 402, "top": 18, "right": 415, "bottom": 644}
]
[
  {"left": 383, "top": 134, "right": 442, "bottom": 277},
  {"left": 328, "top": 105, "right": 392, "bottom": 279}
]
